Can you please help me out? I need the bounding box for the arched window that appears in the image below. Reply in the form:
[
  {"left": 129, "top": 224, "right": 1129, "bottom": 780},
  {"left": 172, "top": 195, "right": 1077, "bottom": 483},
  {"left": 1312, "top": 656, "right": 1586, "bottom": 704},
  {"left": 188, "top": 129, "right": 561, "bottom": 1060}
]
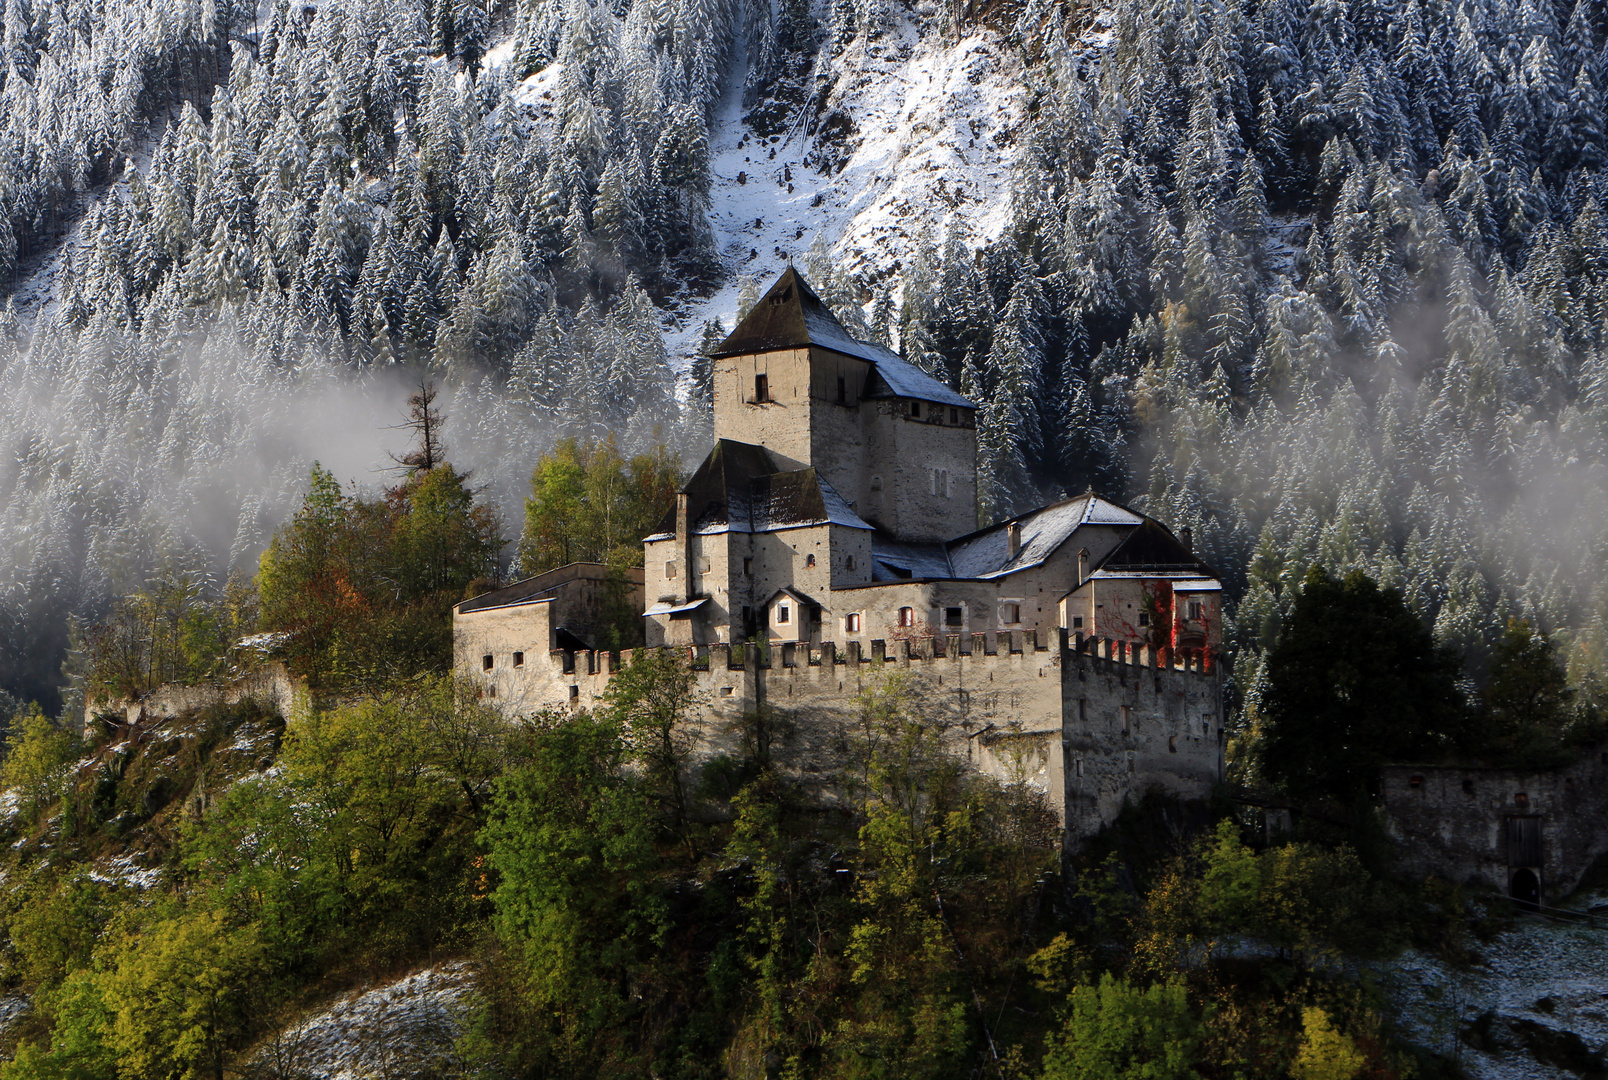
[
  {"left": 898, "top": 607, "right": 915, "bottom": 627},
  {"left": 805, "top": 553, "right": 816, "bottom": 567}
]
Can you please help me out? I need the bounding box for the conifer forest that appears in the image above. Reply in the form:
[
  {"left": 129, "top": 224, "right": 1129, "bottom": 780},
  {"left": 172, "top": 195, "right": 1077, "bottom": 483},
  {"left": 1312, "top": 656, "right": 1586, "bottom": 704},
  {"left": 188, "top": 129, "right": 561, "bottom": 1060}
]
[{"left": 0, "top": 0, "right": 1607, "bottom": 1073}]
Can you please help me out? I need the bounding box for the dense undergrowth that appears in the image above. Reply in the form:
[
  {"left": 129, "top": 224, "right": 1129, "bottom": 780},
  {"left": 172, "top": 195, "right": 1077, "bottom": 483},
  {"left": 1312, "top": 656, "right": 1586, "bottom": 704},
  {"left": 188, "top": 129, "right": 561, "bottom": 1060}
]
[{"left": 0, "top": 651, "right": 1484, "bottom": 1079}]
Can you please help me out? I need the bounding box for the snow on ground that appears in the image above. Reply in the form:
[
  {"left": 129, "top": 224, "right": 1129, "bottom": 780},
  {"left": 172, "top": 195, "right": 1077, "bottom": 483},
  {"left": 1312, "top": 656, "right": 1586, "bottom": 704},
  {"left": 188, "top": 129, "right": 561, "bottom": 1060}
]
[
  {"left": 249, "top": 961, "right": 473, "bottom": 1079},
  {"left": 659, "top": 17, "right": 1029, "bottom": 365},
  {"left": 88, "top": 853, "right": 164, "bottom": 890},
  {"left": 0, "top": 996, "right": 29, "bottom": 1039},
  {"left": 1374, "top": 903, "right": 1608, "bottom": 1079}
]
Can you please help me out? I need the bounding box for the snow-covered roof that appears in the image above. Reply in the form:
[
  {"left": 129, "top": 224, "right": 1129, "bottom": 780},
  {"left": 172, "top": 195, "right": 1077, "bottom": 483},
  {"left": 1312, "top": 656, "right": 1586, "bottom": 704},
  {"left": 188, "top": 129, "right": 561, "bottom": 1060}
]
[
  {"left": 947, "top": 495, "right": 1143, "bottom": 579},
  {"left": 644, "top": 597, "right": 709, "bottom": 617},
  {"left": 863, "top": 348, "right": 975, "bottom": 408},
  {"left": 712, "top": 268, "right": 974, "bottom": 408},
  {"left": 871, "top": 535, "right": 954, "bottom": 580}
]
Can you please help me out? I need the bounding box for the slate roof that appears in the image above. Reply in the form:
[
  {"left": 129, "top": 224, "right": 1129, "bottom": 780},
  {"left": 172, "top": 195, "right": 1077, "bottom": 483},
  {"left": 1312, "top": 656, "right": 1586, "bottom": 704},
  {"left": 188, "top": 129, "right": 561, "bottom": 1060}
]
[
  {"left": 713, "top": 268, "right": 974, "bottom": 409},
  {"left": 947, "top": 495, "right": 1146, "bottom": 579},
  {"left": 645, "top": 439, "right": 874, "bottom": 540},
  {"left": 1090, "top": 518, "right": 1218, "bottom": 577}
]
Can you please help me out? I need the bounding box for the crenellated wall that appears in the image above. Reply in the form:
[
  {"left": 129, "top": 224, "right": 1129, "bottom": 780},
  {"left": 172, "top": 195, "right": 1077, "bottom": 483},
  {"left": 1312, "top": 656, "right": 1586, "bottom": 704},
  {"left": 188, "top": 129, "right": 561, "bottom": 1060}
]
[{"left": 456, "top": 604, "right": 1224, "bottom": 845}]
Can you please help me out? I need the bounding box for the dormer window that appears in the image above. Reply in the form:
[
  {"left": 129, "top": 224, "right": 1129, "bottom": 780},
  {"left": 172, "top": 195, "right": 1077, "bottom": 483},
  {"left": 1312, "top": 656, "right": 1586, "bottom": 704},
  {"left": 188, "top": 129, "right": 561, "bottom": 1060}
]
[
  {"left": 777, "top": 603, "right": 791, "bottom": 624},
  {"left": 754, "top": 373, "right": 770, "bottom": 402}
]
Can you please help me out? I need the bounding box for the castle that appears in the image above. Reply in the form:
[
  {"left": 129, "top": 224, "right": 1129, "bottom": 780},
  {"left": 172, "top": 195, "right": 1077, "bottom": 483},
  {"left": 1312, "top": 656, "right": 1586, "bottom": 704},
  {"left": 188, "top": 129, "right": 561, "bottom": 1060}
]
[{"left": 454, "top": 269, "right": 1226, "bottom": 844}]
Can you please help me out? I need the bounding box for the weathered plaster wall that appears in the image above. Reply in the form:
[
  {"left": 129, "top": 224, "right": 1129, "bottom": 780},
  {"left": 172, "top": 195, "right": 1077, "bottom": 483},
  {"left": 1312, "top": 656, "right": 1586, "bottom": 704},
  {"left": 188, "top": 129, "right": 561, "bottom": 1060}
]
[{"left": 1381, "top": 749, "right": 1608, "bottom": 902}]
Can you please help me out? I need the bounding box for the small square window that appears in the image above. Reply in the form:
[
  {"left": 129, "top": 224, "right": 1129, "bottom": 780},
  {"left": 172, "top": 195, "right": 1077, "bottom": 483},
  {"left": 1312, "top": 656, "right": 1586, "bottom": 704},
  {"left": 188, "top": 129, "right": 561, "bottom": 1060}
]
[
  {"left": 778, "top": 603, "right": 790, "bottom": 624},
  {"left": 945, "top": 607, "right": 963, "bottom": 627},
  {"left": 1002, "top": 603, "right": 1021, "bottom": 624},
  {"left": 513, "top": 651, "right": 524, "bottom": 668},
  {"left": 1138, "top": 613, "right": 1149, "bottom": 626},
  {"left": 482, "top": 654, "right": 494, "bottom": 671},
  {"left": 846, "top": 613, "right": 862, "bottom": 633},
  {"left": 568, "top": 685, "right": 580, "bottom": 701},
  {"left": 1072, "top": 616, "right": 1084, "bottom": 629},
  {"left": 666, "top": 560, "right": 677, "bottom": 579}
]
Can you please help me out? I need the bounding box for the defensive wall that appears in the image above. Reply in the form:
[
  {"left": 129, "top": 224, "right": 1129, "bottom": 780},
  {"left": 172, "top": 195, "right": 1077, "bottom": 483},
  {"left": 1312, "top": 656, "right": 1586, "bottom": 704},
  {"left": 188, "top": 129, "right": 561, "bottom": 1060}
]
[
  {"left": 456, "top": 593, "right": 1225, "bottom": 844},
  {"left": 83, "top": 661, "right": 310, "bottom": 737},
  {"left": 1381, "top": 747, "right": 1608, "bottom": 904}
]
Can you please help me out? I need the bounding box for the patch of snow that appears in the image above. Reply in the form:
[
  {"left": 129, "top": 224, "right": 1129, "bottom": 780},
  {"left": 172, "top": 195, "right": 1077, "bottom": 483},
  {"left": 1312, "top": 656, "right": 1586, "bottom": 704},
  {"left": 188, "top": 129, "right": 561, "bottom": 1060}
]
[
  {"left": 662, "top": 16, "right": 1029, "bottom": 368},
  {"left": 0, "top": 996, "right": 28, "bottom": 1038},
  {"left": 88, "top": 854, "right": 163, "bottom": 890},
  {"left": 1375, "top": 918, "right": 1608, "bottom": 1079},
  {"left": 0, "top": 789, "right": 19, "bottom": 826},
  {"left": 250, "top": 962, "right": 473, "bottom": 1079}
]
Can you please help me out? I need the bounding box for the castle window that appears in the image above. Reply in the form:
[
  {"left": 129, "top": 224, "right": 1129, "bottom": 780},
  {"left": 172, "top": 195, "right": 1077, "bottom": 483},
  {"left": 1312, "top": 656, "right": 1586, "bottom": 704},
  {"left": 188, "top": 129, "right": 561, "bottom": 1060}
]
[
  {"left": 837, "top": 375, "right": 847, "bottom": 404},
  {"left": 777, "top": 603, "right": 791, "bottom": 624},
  {"left": 950, "top": 407, "right": 959, "bottom": 423},
  {"left": 945, "top": 607, "right": 963, "bottom": 627},
  {"left": 1001, "top": 602, "right": 1021, "bottom": 624},
  {"left": 569, "top": 685, "right": 580, "bottom": 701},
  {"left": 1121, "top": 705, "right": 1130, "bottom": 732},
  {"left": 482, "top": 654, "right": 494, "bottom": 671},
  {"left": 487, "top": 685, "right": 496, "bottom": 698},
  {"left": 1169, "top": 735, "right": 1177, "bottom": 753},
  {"left": 513, "top": 651, "right": 524, "bottom": 668},
  {"left": 1138, "top": 613, "right": 1149, "bottom": 626},
  {"left": 1072, "top": 616, "right": 1084, "bottom": 629},
  {"left": 1075, "top": 759, "right": 1084, "bottom": 777},
  {"left": 805, "top": 553, "right": 816, "bottom": 567},
  {"left": 1188, "top": 601, "right": 1204, "bottom": 621},
  {"left": 898, "top": 607, "right": 915, "bottom": 627},
  {"left": 1514, "top": 792, "right": 1529, "bottom": 807},
  {"left": 910, "top": 401, "right": 921, "bottom": 418},
  {"left": 846, "top": 612, "right": 862, "bottom": 633},
  {"left": 846, "top": 555, "right": 856, "bottom": 570},
  {"left": 701, "top": 558, "right": 711, "bottom": 573},
  {"left": 743, "top": 557, "right": 753, "bottom": 575},
  {"left": 754, "top": 373, "right": 770, "bottom": 402},
  {"left": 666, "top": 560, "right": 677, "bottom": 578}
]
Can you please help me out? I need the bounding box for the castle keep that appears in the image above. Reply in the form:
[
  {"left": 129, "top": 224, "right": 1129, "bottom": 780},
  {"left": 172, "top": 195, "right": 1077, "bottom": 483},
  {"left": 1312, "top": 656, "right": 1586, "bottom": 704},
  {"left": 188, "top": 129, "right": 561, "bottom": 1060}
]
[{"left": 455, "top": 269, "right": 1226, "bottom": 843}]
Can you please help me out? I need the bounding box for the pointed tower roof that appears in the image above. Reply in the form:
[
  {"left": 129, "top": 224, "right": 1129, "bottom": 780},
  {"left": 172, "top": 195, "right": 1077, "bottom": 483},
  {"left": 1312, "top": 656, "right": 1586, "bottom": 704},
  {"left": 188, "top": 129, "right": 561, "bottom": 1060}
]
[
  {"left": 712, "top": 266, "right": 886, "bottom": 363},
  {"left": 712, "top": 268, "right": 975, "bottom": 407}
]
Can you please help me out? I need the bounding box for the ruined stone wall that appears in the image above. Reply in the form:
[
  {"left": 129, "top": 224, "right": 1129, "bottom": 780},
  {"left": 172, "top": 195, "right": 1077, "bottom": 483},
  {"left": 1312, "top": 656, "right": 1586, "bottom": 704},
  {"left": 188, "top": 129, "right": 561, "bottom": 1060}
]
[
  {"left": 1380, "top": 749, "right": 1608, "bottom": 902},
  {"left": 85, "top": 662, "right": 308, "bottom": 735}
]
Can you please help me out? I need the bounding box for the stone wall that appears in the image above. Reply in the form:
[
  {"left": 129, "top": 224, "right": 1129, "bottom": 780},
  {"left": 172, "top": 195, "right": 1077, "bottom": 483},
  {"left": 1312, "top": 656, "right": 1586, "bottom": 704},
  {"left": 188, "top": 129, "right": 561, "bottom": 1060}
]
[
  {"left": 85, "top": 662, "right": 307, "bottom": 736},
  {"left": 456, "top": 611, "right": 1224, "bottom": 844},
  {"left": 1381, "top": 748, "right": 1608, "bottom": 903}
]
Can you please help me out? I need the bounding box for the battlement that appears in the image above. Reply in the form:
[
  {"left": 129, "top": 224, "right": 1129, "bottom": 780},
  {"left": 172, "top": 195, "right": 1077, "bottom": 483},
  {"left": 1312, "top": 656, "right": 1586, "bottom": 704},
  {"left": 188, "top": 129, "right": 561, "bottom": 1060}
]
[{"left": 537, "top": 630, "right": 1215, "bottom": 684}]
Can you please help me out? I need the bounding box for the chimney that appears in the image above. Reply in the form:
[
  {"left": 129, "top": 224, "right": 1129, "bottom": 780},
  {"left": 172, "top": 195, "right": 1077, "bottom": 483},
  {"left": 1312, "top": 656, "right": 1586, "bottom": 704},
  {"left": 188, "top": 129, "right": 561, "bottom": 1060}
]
[
  {"left": 1006, "top": 521, "right": 1021, "bottom": 559},
  {"left": 1180, "top": 526, "right": 1193, "bottom": 553},
  {"left": 676, "top": 492, "right": 691, "bottom": 600}
]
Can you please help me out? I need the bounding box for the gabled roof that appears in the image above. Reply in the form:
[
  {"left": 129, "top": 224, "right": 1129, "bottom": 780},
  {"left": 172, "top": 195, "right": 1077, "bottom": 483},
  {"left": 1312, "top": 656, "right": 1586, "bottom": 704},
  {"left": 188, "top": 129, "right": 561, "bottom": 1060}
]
[
  {"left": 764, "top": 586, "right": 820, "bottom": 609},
  {"left": 1090, "top": 518, "right": 1218, "bottom": 578},
  {"left": 645, "top": 439, "right": 873, "bottom": 540},
  {"left": 713, "top": 268, "right": 974, "bottom": 409},
  {"left": 947, "top": 494, "right": 1144, "bottom": 579}
]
